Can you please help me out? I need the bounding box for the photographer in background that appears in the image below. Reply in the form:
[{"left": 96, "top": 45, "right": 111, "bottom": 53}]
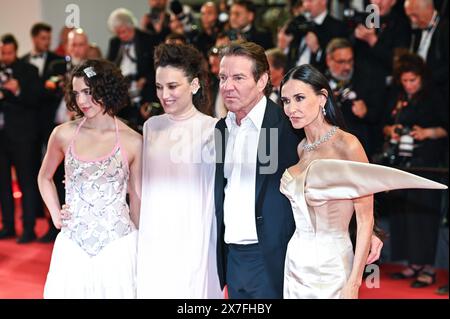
[
  {"left": 108, "top": 8, "right": 159, "bottom": 131},
  {"left": 0, "top": 34, "right": 42, "bottom": 243},
  {"left": 286, "top": 0, "right": 348, "bottom": 71},
  {"left": 352, "top": 0, "right": 411, "bottom": 92},
  {"left": 227, "top": 0, "right": 274, "bottom": 50},
  {"left": 325, "top": 38, "right": 385, "bottom": 156},
  {"left": 141, "top": 0, "right": 171, "bottom": 45},
  {"left": 382, "top": 52, "right": 448, "bottom": 288}
]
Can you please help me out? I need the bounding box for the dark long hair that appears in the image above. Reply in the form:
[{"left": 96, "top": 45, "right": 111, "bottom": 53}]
[
  {"left": 280, "top": 64, "right": 347, "bottom": 129},
  {"left": 154, "top": 43, "right": 212, "bottom": 115}
]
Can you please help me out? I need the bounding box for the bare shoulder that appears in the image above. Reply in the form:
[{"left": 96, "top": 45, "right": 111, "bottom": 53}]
[
  {"left": 334, "top": 130, "right": 368, "bottom": 162},
  {"left": 51, "top": 119, "right": 82, "bottom": 149},
  {"left": 117, "top": 120, "right": 143, "bottom": 154}
]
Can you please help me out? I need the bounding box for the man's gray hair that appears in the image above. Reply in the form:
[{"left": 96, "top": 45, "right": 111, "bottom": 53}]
[
  {"left": 326, "top": 38, "right": 353, "bottom": 56},
  {"left": 107, "top": 8, "right": 137, "bottom": 32}
]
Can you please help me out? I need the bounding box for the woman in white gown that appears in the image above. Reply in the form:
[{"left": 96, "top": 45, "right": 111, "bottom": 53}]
[
  {"left": 137, "top": 44, "right": 222, "bottom": 298},
  {"left": 38, "top": 59, "right": 142, "bottom": 298},
  {"left": 279, "top": 64, "right": 447, "bottom": 299}
]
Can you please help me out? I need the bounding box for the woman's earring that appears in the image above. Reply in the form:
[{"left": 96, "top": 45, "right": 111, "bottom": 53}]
[{"left": 322, "top": 106, "right": 326, "bottom": 117}]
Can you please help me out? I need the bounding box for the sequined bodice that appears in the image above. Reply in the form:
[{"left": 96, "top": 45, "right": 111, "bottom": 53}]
[{"left": 61, "top": 118, "right": 135, "bottom": 256}]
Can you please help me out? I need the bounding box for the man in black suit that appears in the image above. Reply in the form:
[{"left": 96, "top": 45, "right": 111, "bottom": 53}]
[
  {"left": 0, "top": 34, "right": 42, "bottom": 243},
  {"left": 325, "top": 38, "right": 385, "bottom": 157},
  {"left": 405, "top": 0, "right": 449, "bottom": 105},
  {"left": 107, "top": 8, "right": 159, "bottom": 129},
  {"left": 227, "top": 0, "right": 274, "bottom": 50},
  {"left": 21, "top": 23, "right": 65, "bottom": 241},
  {"left": 214, "top": 40, "right": 300, "bottom": 298},
  {"left": 22, "top": 23, "right": 65, "bottom": 148},
  {"left": 286, "top": 0, "right": 348, "bottom": 72},
  {"left": 353, "top": 0, "right": 412, "bottom": 89}
]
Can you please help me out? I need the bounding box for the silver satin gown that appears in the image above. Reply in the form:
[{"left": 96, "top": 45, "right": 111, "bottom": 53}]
[{"left": 280, "top": 159, "right": 447, "bottom": 299}]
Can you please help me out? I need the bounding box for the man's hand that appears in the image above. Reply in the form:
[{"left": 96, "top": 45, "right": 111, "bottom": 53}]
[
  {"left": 366, "top": 234, "right": 383, "bottom": 264},
  {"left": 352, "top": 100, "right": 368, "bottom": 118},
  {"left": 354, "top": 24, "right": 378, "bottom": 47},
  {"left": 305, "top": 32, "right": 320, "bottom": 53},
  {"left": 3, "top": 79, "right": 20, "bottom": 95},
  {"left": 277, "top": 26, "right": 293, "bottom": 51}
]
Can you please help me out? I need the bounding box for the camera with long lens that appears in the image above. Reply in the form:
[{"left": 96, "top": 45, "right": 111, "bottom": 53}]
[
  {"left": 0, "top": 67, "right": 13, "bottom": 88},
  {"left": 285, "top": 13, "right": 316, "bottom": 36},
  {"left": 343, "top": 8, "right": 371, "bottom": 30},
  {"left": 375, "top": 126, "right": 415, "bottom": 167}
]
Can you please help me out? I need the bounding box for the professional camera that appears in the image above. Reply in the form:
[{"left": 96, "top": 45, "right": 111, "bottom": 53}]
[
  {"left": 285, "top": 13, "right": 316, "bottom": 36},
  {"left": 334, "top": 85, "right": 357, "bottom": 109},
  {"left": 343, "top": 8, "right": 371, "bottom": 30},
  {"left": 374, "top": 126, "right": 415, "bottom": 167},
  {"left": 0, "top": 67, "right": 13, "bottom": 87}
]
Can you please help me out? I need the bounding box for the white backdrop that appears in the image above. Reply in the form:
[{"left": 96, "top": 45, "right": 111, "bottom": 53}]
[{"left": 0, "top": 0, "right": 148, "bottom": 57}]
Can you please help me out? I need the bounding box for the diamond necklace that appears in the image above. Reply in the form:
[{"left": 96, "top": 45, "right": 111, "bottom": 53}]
[{"left": 302, "top": 126, "right": 338, "bottom": 152}]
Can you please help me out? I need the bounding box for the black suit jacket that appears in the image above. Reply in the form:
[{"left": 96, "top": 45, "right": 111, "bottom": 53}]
[
  {"left": 21, "top": 51, "right": 64, "bottom": 80},
  {"left": 287, "top": 14, "right": 348, "bottom": 72},
  {"left": 0, "top": 60, "right": 40, "bottom": 142},
  {"left": 214, "top": 98, "right": 302, "bottom": 297},
  {"left": 424, "top": 17, "right": 449, "bottom": 104},
  {"left": 21, "top": 52, "right": 65, "bottom": 137},
  {"left": 107, "top": 28, "right": 158, "bottom": 103}
]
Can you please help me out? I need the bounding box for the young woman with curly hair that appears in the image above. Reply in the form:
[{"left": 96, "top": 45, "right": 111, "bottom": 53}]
[{"left": 38, "top": 59, "right": 142, "bottom": 298}]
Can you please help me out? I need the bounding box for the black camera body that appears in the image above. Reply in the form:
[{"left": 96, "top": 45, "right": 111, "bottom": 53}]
[
  {"left": 0, "top": 67, "right": 13, "bottom": 87},
  {"left": 343, "top": 8, "right": 371, "bottom": 30},
  {"left": 374, "top": 126, "right": 415, "bottom": 167},
  {"left": 285, "top": 14, "right": 316, "bottom": 36}
]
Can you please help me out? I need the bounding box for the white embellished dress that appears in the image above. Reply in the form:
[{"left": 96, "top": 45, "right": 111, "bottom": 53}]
[
  {"left": 137, "top": 108, "right": 223, "bottom": 299},
  {"left": 44, "top": 117, "right": 138, "bottom": 298},
  {"left": 280, "top": 159, "right": 447, "bottom": 299}
]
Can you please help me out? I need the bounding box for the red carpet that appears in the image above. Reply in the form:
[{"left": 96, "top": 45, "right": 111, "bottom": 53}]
[
  {"left": 0, "top": 216, "right": 447, "bottom": 299},
  {"left": 0, "top": 181, "right": 448, "bottom": 299}
]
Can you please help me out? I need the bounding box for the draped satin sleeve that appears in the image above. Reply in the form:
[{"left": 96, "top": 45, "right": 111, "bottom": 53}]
[{"left": 303, "top": 159, "right": 447, "bottom": 207}]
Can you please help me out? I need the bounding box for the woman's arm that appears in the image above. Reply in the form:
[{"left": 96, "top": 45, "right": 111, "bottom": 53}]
[
  {"left": 127, "top": 133, "right": 143, "bottom": 229},
  {"left": 341, "top": 137, "right": 375, "bottom": 299},
  {"left": 37, "top": 126, "right": 66, "bottom": 229}
]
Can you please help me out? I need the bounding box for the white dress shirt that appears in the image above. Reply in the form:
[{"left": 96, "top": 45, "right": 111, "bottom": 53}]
[
  {"left": 29, "top": 52, "right": 46, "bottom": 77},
  {"left": 120, "top": 43, "right": 138, "bottom": 77},
  {"left": 223, "top": 96, "right": 267, "bottom": 244},
  {"left": 417, "top": 11, "right": 439, "bottom": 61}
]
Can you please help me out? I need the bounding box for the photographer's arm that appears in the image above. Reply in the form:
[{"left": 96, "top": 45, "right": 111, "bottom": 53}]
[{"left": 410, "top": 126, "right": 448, "bottom": 141}]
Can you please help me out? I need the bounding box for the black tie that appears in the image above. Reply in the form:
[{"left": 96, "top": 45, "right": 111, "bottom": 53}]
[{"left": 410, "top": 29, "right": 422, "bottom": 53}]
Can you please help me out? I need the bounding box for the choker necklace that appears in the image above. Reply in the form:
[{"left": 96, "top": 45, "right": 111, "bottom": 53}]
[{"left": 303, "top": 126, "right": 338, "bottom": 152}]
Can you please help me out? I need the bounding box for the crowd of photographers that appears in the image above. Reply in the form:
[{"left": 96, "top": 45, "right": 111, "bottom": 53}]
[{"left": 0, "top": 0, "right": 448, "bottom": 294}]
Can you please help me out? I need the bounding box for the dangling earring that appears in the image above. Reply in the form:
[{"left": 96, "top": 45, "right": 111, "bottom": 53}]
[{"left": 322, "top": 106, "right": 326, "bottom": 117}]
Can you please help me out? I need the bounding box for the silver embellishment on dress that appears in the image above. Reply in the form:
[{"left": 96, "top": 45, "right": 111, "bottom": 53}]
[{"left": 302, "top": 126, "right": 338, "bottom": 152}]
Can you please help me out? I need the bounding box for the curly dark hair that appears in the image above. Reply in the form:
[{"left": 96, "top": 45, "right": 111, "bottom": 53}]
[
  {"left": 393, "top": 52, "right": 431, "bottom": 100},
  {"left": 65, "top": 59, "right": 129, "bottom": 116},
  {"left": 154, "top": 43, "right": 212, "bottom": 115}
]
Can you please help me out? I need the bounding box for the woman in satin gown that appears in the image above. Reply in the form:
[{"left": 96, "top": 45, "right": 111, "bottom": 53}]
[
  {"left": 279, "top": 64, "right": 447, "bottom": 299},
  {"left": 137, "top": 44, "right": 222, "bottom": 298},
  {"left": 38, "top": 59, "right": 142, "bottom": 298}
]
